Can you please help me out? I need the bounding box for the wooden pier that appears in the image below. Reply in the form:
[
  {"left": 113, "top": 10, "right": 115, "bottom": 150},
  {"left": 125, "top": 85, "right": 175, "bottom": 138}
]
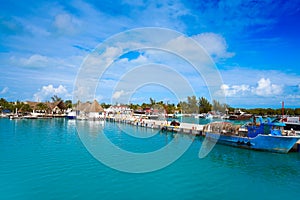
[
  {"left": 105, "top": 116, "right": 204, "bottom": 136},
  {"left": 106, "top": 115, "right": 300, "bottom": 152}
]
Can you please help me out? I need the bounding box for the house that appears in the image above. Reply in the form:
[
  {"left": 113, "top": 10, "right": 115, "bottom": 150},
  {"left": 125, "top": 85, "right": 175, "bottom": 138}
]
[
  {"left": 25, "top": 101, "right": 47, "bottom": 116},
  {"left": 105, "top": 105, "right": 132, "bottom": 115},
  {"left": 76, "top": 100, "right": 105, "bottom": 120},
  {"left": 86, "top": 100, "right": 105, "bottom": 119},
  {"left": 46, "top": 100, "right": 66, "bottom": 114},
  {"left": 25, "top": 100, "right": 66, "bottom": 116}
]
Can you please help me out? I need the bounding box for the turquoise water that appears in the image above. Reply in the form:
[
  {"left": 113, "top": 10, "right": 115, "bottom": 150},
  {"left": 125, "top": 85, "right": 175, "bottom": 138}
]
[{"left": 1, "top": 118, "right": 300, "bottom": 200}]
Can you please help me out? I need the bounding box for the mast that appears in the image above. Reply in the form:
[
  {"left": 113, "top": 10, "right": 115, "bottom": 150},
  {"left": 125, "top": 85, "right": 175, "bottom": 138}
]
[{"left": 281, "top": 101, "right": 284, "bottom": 116}]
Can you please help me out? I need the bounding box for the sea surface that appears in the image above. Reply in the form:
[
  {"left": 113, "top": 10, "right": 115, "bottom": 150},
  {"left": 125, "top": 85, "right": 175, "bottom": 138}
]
[{"left": 1, "top": 118, "right": 300, "bottom": 200}]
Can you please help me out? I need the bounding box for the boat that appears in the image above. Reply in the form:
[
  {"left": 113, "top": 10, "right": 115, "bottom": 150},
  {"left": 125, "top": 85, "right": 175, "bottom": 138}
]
[
  {"left": 9, "top": 108, "right": 23, "bottom": 119},
  {"left": 228, "top": 109, "right": 252, "bottom": 120},
  {"left": 280, "top": 116, "right": 300, "bottom": 131},
  {"left": 67, "top": 111, "right": 77, "bottom": 119},
  {"left": 172, "top": 111, "right": 183, "bottom": 119},
  {"left": 194, "top": 114, "right": 205, "bottom": 118},
  {"left": 203, "top": 117, "right": 300, "bottom": 153},
  {"left": 9, "top": 114, "right": 23, "bottom": 120},
  {"left": 205, "top": 113, "right": 213, "bottom": 120},
  {"left": 23, "top": 115, "right": 38, "bottom": 119},
  {"left": 194, "top": 113, "right": 213, "bottom": 119}
]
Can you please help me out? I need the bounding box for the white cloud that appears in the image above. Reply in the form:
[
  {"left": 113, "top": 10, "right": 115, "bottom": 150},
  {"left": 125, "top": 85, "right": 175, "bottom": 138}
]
[
  {"left": 220, "top": 78, "right": 283, "bottom": 98},
  {"left": 9, "top": 54, "right": 49, "bottom": 68},
  {"left": 112, "top": 90, "right": 127, "bottom": 100},
  {"left": 0, "top": 87, "right": 9, "bottom": 94},
  {"left": 221, "top": 84, "right": 250, "bottom": 96},
  {"left": 9, "top": 54, "right": 82, "bottom": 69},
  {"left": 24, "top": 54, "right": 48, "bottom": 66},
  {"left": 192, "top": 33, "right": 235, "bottom": 60},
  {"left": 53, "top": 13, "right": 81, "bottom": 34},
  {"left": 252, "top": 78, "right": 283, "bottom": 96},
  {"left": 33, "top": 84, "right": 70, "bottom": 101},
  {"left": 102, "top": 46, "right": 123, "bottom": 63}
]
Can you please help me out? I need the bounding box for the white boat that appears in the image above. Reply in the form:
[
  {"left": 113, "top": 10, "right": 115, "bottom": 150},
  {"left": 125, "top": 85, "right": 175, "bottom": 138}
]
[
  {"left": 205, "top": 113, "right": 213, "bottom": 120},
  {"left": 67, "top": 111, "right": 77, "bottom": 119}
]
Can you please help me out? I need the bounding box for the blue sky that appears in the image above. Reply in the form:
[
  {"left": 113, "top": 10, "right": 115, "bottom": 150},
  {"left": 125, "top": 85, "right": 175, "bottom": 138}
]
[{"left": 0, "top": 0, "right": 300, "bottom": 108}]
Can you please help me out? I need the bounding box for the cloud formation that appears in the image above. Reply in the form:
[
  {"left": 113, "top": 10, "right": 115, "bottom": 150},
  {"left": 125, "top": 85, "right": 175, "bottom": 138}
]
[
  {"left": 112, "top": 90, "right": 126, "bottom": 100},
  {"left": 0, "top": 87, "right": 9, "bottom": 94},
  {"left": 221, "top": 78, "right": 283, "bottom": 97},
  {"left": 53, "top": 13, "right": 81, "bottom": 35},
  {"left": 252, "top": 78, "right": 283, "bottom": 96},
  {"left": 192, "top": 33, "right": 235, "bottom": 60},
  {"left": 33, "top": 84, "right": 70, "bottom": 101},
  {"left": 1, "top": 0, "right": 300, "bottom": 107}
]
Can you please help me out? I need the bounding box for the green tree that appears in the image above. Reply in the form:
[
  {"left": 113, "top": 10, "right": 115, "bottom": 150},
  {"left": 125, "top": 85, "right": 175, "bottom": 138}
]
[
  {"left": 187, "top": 96, "right": 198, "bottom": 113},
  {"left": 100, "top": 103, "right": 111, "bottom": 109},
  {"left": 141, "top": 102, "right": 150, "bottom": 109},
  {"left": 20, "top": 103, "right": 32, "bottom": 113},
  {"left": 65, "top": 100, "right": 73, "bottom": 109},
  {"left": 198, "top": 97, "right": 212, "bottom": 113},
  {"left": 165, "top": 103, "right": 175, "bottom": 114},
  {"left": 36, "top": 103, "right": 49, "bottom": 112},
  {"left": 294, "top": 108, "right": 300, "bottom": 115},
  {"left": 178, "top": 101, "right": 189, "bottom": 114},
  {"left": 129, "top": 103, "right": 138, "bottom": 110},
  {"left": 212, "top": 100, "right": 227, "bottom": 112}
]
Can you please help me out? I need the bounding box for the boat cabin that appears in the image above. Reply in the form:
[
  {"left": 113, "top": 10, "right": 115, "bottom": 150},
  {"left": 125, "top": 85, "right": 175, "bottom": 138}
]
[{"left": 247, "top": 117, "right": 285, "bottom": 138}]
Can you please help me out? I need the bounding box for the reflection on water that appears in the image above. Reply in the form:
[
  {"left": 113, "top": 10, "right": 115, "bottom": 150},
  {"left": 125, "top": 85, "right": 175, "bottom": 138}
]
[
  {"left": 76, "top": 120, "right": 197, "bottom": 153},
  {"left": 1, "top": 118, "right": 300, "bottom": 199},
  {"left": 207, "top": 143, "right": 300, "bottom": 184}
]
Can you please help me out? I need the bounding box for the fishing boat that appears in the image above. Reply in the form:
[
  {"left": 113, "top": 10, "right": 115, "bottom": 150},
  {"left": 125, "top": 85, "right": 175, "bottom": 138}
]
[{"left": 203, "top": 117, "right": 300, "bottom": 153}]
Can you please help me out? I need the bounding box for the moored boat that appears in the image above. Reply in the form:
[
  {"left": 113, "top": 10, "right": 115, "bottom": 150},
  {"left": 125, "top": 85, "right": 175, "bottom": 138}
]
[
  {"left": 203, "top": 117, "right": 300, "bottom": 153},
  {"left": 228, "top": 109, "right": 252, "bottom": 120},
  {"left": 67, "top": 111, "right": 77, "bottom": 119},
  {"left": 281, "top": 116, "right": 300, "bottom": 131}
]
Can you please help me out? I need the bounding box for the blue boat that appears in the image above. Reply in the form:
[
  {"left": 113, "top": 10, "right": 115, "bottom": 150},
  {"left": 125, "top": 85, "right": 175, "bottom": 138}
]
[{"left": 204, "top": 117, "right": 300, "bottom": 153}]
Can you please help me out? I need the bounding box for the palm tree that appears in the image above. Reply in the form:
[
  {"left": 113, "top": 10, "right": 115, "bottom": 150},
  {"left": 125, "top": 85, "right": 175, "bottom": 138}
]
[
  {"left": 51, "top": 95, "right": 62, "bottom": 102},
  {"left": 36, "top": 102, "right": 49, "bottom": 113}
]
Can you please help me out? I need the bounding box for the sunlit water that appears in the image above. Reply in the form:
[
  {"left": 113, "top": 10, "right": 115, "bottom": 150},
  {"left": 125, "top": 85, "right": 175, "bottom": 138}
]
[{"left": 1, "top": 118, "right": 300, "bottom": 200}]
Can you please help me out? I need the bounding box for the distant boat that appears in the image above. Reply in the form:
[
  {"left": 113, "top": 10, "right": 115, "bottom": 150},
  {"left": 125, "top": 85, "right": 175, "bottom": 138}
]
[
  {"left": 204, "top": 117, "right": 300, "bottom": 153},
  {"left": 194, "top": 113, "right": 213, "bottom": 119},
  {"left": 280, "top": 116, "right": 300, "bottom": 131},
  {"left": 67, "top": 111, "right": 77, "bottom": 119},
  {"left": 9, "top": 108, "right": 23, "bottom": 120},
  {"left": 9, "top": 114, "right": 23, "bottom": 120},
  {"left": 205, "top": 113, "right": 213, "bottom": 120},
  {"left": 194, "top": 114, "right": 205, "bottom": 118},
  {"left": 228, "top": 109, "right": 252, "bottom": 120}
]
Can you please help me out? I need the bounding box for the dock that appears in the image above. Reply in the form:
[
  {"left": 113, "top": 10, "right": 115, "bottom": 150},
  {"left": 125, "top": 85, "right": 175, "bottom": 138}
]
[
  {"left": 105, "top": 115, "right": 300, "bottom": 152},
  {"left": 105, "top": 116, "right": 204, "bottom": 136}
]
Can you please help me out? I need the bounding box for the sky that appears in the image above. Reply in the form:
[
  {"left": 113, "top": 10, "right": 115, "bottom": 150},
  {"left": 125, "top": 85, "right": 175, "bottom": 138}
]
[{"left": 0, "top": 0, "right": 300, "bottom": 108}]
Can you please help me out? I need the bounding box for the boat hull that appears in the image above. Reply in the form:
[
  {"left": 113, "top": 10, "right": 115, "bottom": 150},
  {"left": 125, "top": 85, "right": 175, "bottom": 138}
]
[
  {"left": 205, "top": 132, "right": 300, "bottom": 153},
  {"left": 67, "top": 116, "right": 76, "bottom": 119}
]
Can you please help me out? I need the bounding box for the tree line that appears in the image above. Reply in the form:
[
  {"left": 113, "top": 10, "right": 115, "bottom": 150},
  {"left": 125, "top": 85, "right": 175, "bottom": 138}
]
[
  {"left": 0, "top": 97, "right": 72, "bottom": 113},
  {"left": 1, "top": 96, "right": 300, "bottom": 116}
]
